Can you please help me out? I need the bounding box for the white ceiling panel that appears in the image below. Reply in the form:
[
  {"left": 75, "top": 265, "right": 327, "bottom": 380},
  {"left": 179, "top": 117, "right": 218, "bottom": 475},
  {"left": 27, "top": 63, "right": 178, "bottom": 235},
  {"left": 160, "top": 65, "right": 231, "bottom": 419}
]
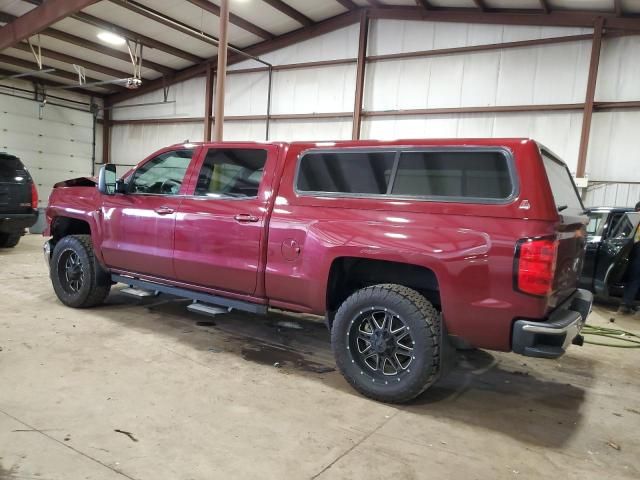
[
  {"left": 285, "top": 0, "right": 348, "bottom": 22},
  {"left": 0, "top": 0, "right": 33, "bottom": 17},
  {"left": 50, "top": 17, "right": 194, "bottom": 70},
  {"left": 133, "top": 0, "right": 263, "bottom": 47},
  {"left": 548, "top": 0, "right": 613, "bottom": 10},
  {"left": 486, "top": 0, "right": 542, "bottom": 8},
  {"left": 83, "top": 2, "right": 217, "bottom": 59}
]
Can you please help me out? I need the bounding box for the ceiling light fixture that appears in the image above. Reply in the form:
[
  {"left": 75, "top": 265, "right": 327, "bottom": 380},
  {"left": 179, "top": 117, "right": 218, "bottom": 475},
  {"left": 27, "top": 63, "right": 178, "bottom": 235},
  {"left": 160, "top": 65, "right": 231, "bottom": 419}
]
[{"left": 97, "top": 31, "right": 126, "bottom": 46}]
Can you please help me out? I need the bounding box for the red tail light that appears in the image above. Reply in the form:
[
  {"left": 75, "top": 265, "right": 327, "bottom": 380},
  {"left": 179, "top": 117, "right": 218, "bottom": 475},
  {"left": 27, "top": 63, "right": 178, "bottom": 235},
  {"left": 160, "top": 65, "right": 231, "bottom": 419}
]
[
  {"left": 515, "top": 237, "right": 558, "bottom": 296},
  {"left": 30, "top": 182, "right": 38, "bottom": 209}
]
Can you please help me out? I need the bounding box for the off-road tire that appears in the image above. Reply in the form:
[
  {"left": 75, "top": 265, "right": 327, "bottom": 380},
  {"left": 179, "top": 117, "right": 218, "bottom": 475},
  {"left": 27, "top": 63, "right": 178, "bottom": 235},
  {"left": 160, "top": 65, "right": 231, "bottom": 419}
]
[
  {"left": 0, "top": 232, "right": 21, "bottom": 248},
  {"left": 50, "top": 234, "right": 111, "bottom": 308},
  {"left": 332, "top": 284, "right": 440, "bottom": 403}
]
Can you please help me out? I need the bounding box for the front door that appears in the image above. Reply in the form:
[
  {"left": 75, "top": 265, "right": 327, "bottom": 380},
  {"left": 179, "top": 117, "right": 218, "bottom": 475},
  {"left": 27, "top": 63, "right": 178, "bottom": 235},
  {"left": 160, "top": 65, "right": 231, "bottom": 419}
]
[
  {"left": 173, "top": 145, "right": 278, "bottom": 295},
  {"left": 594, "top": 212, "right": 640, "bottom": 297},
  {"left": 100, "top": 148, "right": 195, "bottom": 279}
]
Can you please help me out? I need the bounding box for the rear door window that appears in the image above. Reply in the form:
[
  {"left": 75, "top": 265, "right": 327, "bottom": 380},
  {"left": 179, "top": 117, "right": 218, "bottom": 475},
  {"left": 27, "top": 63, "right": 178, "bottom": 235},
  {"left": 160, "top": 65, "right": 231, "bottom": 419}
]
[
  {"left": 541, "top": 151, "right": 583, "bottom": 212},
  {"left": 194, "top": 149, "right": 267, "bottom": 199}
]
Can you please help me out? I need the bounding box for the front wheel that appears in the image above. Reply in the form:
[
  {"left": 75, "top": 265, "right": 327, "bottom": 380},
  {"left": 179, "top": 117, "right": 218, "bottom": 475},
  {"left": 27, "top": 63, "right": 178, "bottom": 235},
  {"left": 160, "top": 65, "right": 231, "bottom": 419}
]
[
  {"left": 332, "top": 284, "right": 441, "bottom": 403},
  {"left": 50, "top": 234, "right": 111, "bottom": 308}
]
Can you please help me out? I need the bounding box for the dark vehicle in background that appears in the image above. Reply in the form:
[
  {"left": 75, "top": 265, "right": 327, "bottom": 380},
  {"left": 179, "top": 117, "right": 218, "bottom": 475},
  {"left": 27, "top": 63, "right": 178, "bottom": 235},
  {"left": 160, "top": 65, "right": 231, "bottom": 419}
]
[
  {"left": 0, "top": 153, "right": 38, "bottom": 248},
  {"left": 580, "top": 207, "right": 639, "bottom": 302}
]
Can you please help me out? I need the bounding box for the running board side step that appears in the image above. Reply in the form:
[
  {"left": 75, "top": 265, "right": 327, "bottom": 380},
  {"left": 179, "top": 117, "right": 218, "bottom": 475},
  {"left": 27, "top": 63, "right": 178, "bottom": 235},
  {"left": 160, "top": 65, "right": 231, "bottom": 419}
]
[
  {"left": 121, "top": 287, "right": 157, "bottom": 298},
  {"left": 187, "top": 302, "right": 229, "bottom": 317},
  {"left": 111, "top": 274, "right": 268, "bottom": 315}
]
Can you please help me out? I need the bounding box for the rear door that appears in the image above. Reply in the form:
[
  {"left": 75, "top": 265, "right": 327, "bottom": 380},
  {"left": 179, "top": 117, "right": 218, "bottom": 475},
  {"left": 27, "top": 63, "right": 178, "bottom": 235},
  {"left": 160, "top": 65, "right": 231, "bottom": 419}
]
[
  {"left": 594, "top": 212, "right": 640, "bottom": 296},
  {"left": 540, "top": 150, "right": 588, "bottom": 307},
  {"left": 173, "top": 145, "right": 278, "bottom": 295},
  {"left": 0, "top": 155, "right": 32, "bottom": 214}
]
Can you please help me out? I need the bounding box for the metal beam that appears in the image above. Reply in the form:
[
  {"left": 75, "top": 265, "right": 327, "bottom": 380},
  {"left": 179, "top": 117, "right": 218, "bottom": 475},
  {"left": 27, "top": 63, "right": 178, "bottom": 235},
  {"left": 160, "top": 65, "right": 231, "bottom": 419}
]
[
  {"left": 0, "top": 0, "right": 97, "bottom": 51},
  {"left": 577, "top": 19, "right": 605, "bottom": 178},
  {"left": 614, "top": 0, "right": 623, "bottom": 16},
  {"left": 0, "top": 53, "right": 114, "bottom": 90},
  {"left": 186, "top": 0, "right": 274, "bottom": 40},
  {"left": 262, "top": 0, "right": 313, "bottom": 27},
  {"left": 11, "top": 42, "right": 130, "bottom": 79},
  {"left": 213, "top": 0, "right": 229, "bottom": 141},
  {"left": 22, "top": 0, "right": 204, "bottom": 63},
  {"left": 367, "top": 6, "right": 640, "bottom": 30},
  {"left": 107, "top": 9, "right": 362, "bottom": 104},
  {"left": 352, "top": 11, "right": 368, "bottom": 140}
]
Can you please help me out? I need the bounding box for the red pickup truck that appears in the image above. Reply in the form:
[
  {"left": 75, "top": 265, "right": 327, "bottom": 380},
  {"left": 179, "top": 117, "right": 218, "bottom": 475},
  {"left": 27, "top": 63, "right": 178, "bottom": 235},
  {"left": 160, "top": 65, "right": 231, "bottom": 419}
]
[{"left": 44, "top": 139, "right": 592, "bottom": 403}]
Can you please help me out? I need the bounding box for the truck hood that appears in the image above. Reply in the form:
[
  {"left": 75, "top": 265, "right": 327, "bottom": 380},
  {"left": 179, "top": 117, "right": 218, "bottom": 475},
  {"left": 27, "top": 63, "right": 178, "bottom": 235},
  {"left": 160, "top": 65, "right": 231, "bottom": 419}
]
[{"left": 53, "top": 176, "right": 97, "bottom": 188}]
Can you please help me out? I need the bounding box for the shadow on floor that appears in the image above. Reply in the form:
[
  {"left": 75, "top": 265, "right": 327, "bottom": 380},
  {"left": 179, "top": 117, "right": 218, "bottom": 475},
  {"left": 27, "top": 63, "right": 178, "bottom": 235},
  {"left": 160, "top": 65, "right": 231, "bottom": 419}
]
[{"left": 96, "top": 289, "right": 589, "bottom": 448}]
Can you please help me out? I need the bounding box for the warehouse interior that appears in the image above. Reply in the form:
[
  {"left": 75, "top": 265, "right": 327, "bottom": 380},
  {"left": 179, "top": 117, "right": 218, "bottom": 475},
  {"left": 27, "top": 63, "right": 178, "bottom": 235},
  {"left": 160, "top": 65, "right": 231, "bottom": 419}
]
[{"left": 1, "top": 1, "right": 640, "bottom": 479}]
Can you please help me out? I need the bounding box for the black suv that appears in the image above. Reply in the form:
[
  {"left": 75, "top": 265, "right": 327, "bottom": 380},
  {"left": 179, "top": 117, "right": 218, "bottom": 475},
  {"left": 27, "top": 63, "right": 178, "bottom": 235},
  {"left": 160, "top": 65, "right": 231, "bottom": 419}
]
[{"left": 0, "top": 153, "right": 38, "bottom": 248}]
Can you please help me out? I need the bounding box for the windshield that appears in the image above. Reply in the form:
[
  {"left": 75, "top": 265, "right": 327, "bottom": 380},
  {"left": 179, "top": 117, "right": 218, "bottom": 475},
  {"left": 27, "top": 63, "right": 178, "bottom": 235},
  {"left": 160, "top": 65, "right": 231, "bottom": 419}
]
[{"left": 541, "top": 151, "right": 583, "bottom": 212}]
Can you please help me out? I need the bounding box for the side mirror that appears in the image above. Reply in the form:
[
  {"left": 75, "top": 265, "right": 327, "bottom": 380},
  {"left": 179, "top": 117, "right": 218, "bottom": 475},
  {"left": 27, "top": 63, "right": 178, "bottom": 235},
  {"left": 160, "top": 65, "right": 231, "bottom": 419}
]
[{"left": 97, "top": 164, "right": 117, "bottom": 195}]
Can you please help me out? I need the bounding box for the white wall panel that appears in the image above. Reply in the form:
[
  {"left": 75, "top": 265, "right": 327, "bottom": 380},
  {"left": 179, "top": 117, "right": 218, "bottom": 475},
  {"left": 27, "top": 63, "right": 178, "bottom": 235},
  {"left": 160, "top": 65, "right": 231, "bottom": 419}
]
[
  {"left": 586, "top": 111, "right": 640, "bottom": 182},
  {"left": 225, "top": 71, "right": 270, "bottom": 116},
  {"left": 268, "top": 119, "right": 352, "bottom": 141},
  {"left": 585, "top": 183, "right": 640, "bottom": 207},
  {"left": 230, "top": 25, "right": 359, "bottom": 71},
  {"left": 223, "top": 121, "right": 269, "bottom": 141},
  {"left": 270, "top": 65, "right": 356, "bottom": 114},
  {"left": 112, "top": 76, "right": 206, "bottom": 120},
  {"left": 368, "top": 19, "right": 591, "bottom": 56},
  {"left": 110, "top": 123, "right": 203, "bottom": 167},
  {"left": 365, "top": 41, "right": 590, "bottom": 111},
  {"left": 596, "top": 35, "right": 640, "bottom": 102}
]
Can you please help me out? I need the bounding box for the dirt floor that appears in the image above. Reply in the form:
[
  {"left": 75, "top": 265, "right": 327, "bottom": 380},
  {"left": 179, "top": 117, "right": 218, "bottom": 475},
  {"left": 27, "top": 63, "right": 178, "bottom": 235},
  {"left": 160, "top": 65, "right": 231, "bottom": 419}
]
[{"left": 1, "top": 234, "right": 639, "bottom": 480}]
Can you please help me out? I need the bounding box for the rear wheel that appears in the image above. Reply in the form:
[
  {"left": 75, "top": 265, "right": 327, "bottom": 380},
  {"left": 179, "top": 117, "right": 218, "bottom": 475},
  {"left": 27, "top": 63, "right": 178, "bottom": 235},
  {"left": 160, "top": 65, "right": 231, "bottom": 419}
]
[
  {"left": 332, "top": 284, "right": 440, "bottom": 403},
  {"left": 0, "top": 232, "right": 21, "bottom": 248},
  {"left": 50, "top": 234, "right": 111, "bottom": 308}
]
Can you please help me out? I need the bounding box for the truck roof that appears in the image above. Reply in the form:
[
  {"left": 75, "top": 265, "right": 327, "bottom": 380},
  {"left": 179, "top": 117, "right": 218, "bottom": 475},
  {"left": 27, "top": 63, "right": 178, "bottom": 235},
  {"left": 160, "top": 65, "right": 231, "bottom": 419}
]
[{"left": 171, "top": 138, "right": 536, "bottom": 150}]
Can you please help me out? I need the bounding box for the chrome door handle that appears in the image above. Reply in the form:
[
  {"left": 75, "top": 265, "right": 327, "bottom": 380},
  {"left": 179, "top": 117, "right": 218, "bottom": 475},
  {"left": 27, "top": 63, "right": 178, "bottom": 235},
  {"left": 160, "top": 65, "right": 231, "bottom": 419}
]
[
  {"left": 234, "top": 213, "right": 259, "bottom": 223},
  {"left": 154, "top": 206, "right": 175, "bottom": 215}
]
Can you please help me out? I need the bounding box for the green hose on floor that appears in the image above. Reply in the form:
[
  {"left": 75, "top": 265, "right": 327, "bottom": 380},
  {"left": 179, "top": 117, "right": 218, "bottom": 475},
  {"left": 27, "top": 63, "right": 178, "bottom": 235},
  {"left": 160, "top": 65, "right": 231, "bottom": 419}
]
[{"left": 582, "top": 324, "right": 640, "bottom": 348}]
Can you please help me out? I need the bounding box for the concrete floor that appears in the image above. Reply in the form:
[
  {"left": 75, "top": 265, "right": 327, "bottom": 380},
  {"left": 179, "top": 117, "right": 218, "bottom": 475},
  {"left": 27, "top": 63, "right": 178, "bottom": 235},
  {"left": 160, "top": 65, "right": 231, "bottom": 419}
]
[{"left": 1, "top": 234, "right": 639, "bottom": 480}]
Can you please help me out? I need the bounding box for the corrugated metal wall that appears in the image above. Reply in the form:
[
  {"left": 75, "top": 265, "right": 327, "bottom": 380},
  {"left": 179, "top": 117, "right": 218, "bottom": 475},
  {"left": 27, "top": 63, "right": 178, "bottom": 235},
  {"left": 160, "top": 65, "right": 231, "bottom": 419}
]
[{"left": 110, "top": 19, "right": 640, "bottom": 204}]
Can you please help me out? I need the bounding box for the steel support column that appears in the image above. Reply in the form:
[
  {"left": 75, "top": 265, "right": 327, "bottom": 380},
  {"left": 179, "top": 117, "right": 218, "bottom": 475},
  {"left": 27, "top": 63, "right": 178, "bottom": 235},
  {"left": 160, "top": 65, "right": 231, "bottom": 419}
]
[
  {"left": 204, "top": 64, "right": 214, "bottom": 141},
  {"left": 352, "top": 10, "right": 369, "bottom": 140},
  {"left": 102, "top": 109, "right": 111, "bottom": 165},
  {"left": 213, "top": 0, "right": 230, "bottom": 142},
  {"left": 577, "top": 18, "right": 604, "bottom": 178}
]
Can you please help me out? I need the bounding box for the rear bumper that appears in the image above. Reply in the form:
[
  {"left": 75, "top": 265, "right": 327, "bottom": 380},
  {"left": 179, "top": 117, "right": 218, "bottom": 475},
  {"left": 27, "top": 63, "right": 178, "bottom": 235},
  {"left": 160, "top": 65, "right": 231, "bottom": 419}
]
[
  {"left": 512, "top": 289, "right": 593, "bottom": 359},
  {"left": 0, "top": 211, "right": 38, "bottom": 233}
]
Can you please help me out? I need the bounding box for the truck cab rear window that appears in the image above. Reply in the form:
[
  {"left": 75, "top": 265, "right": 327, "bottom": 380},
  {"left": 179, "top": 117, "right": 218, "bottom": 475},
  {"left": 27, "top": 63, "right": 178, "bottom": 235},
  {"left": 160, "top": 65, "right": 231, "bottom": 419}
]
[{"left": 296, "top": 149, "right": 513, "bottom": 200}]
